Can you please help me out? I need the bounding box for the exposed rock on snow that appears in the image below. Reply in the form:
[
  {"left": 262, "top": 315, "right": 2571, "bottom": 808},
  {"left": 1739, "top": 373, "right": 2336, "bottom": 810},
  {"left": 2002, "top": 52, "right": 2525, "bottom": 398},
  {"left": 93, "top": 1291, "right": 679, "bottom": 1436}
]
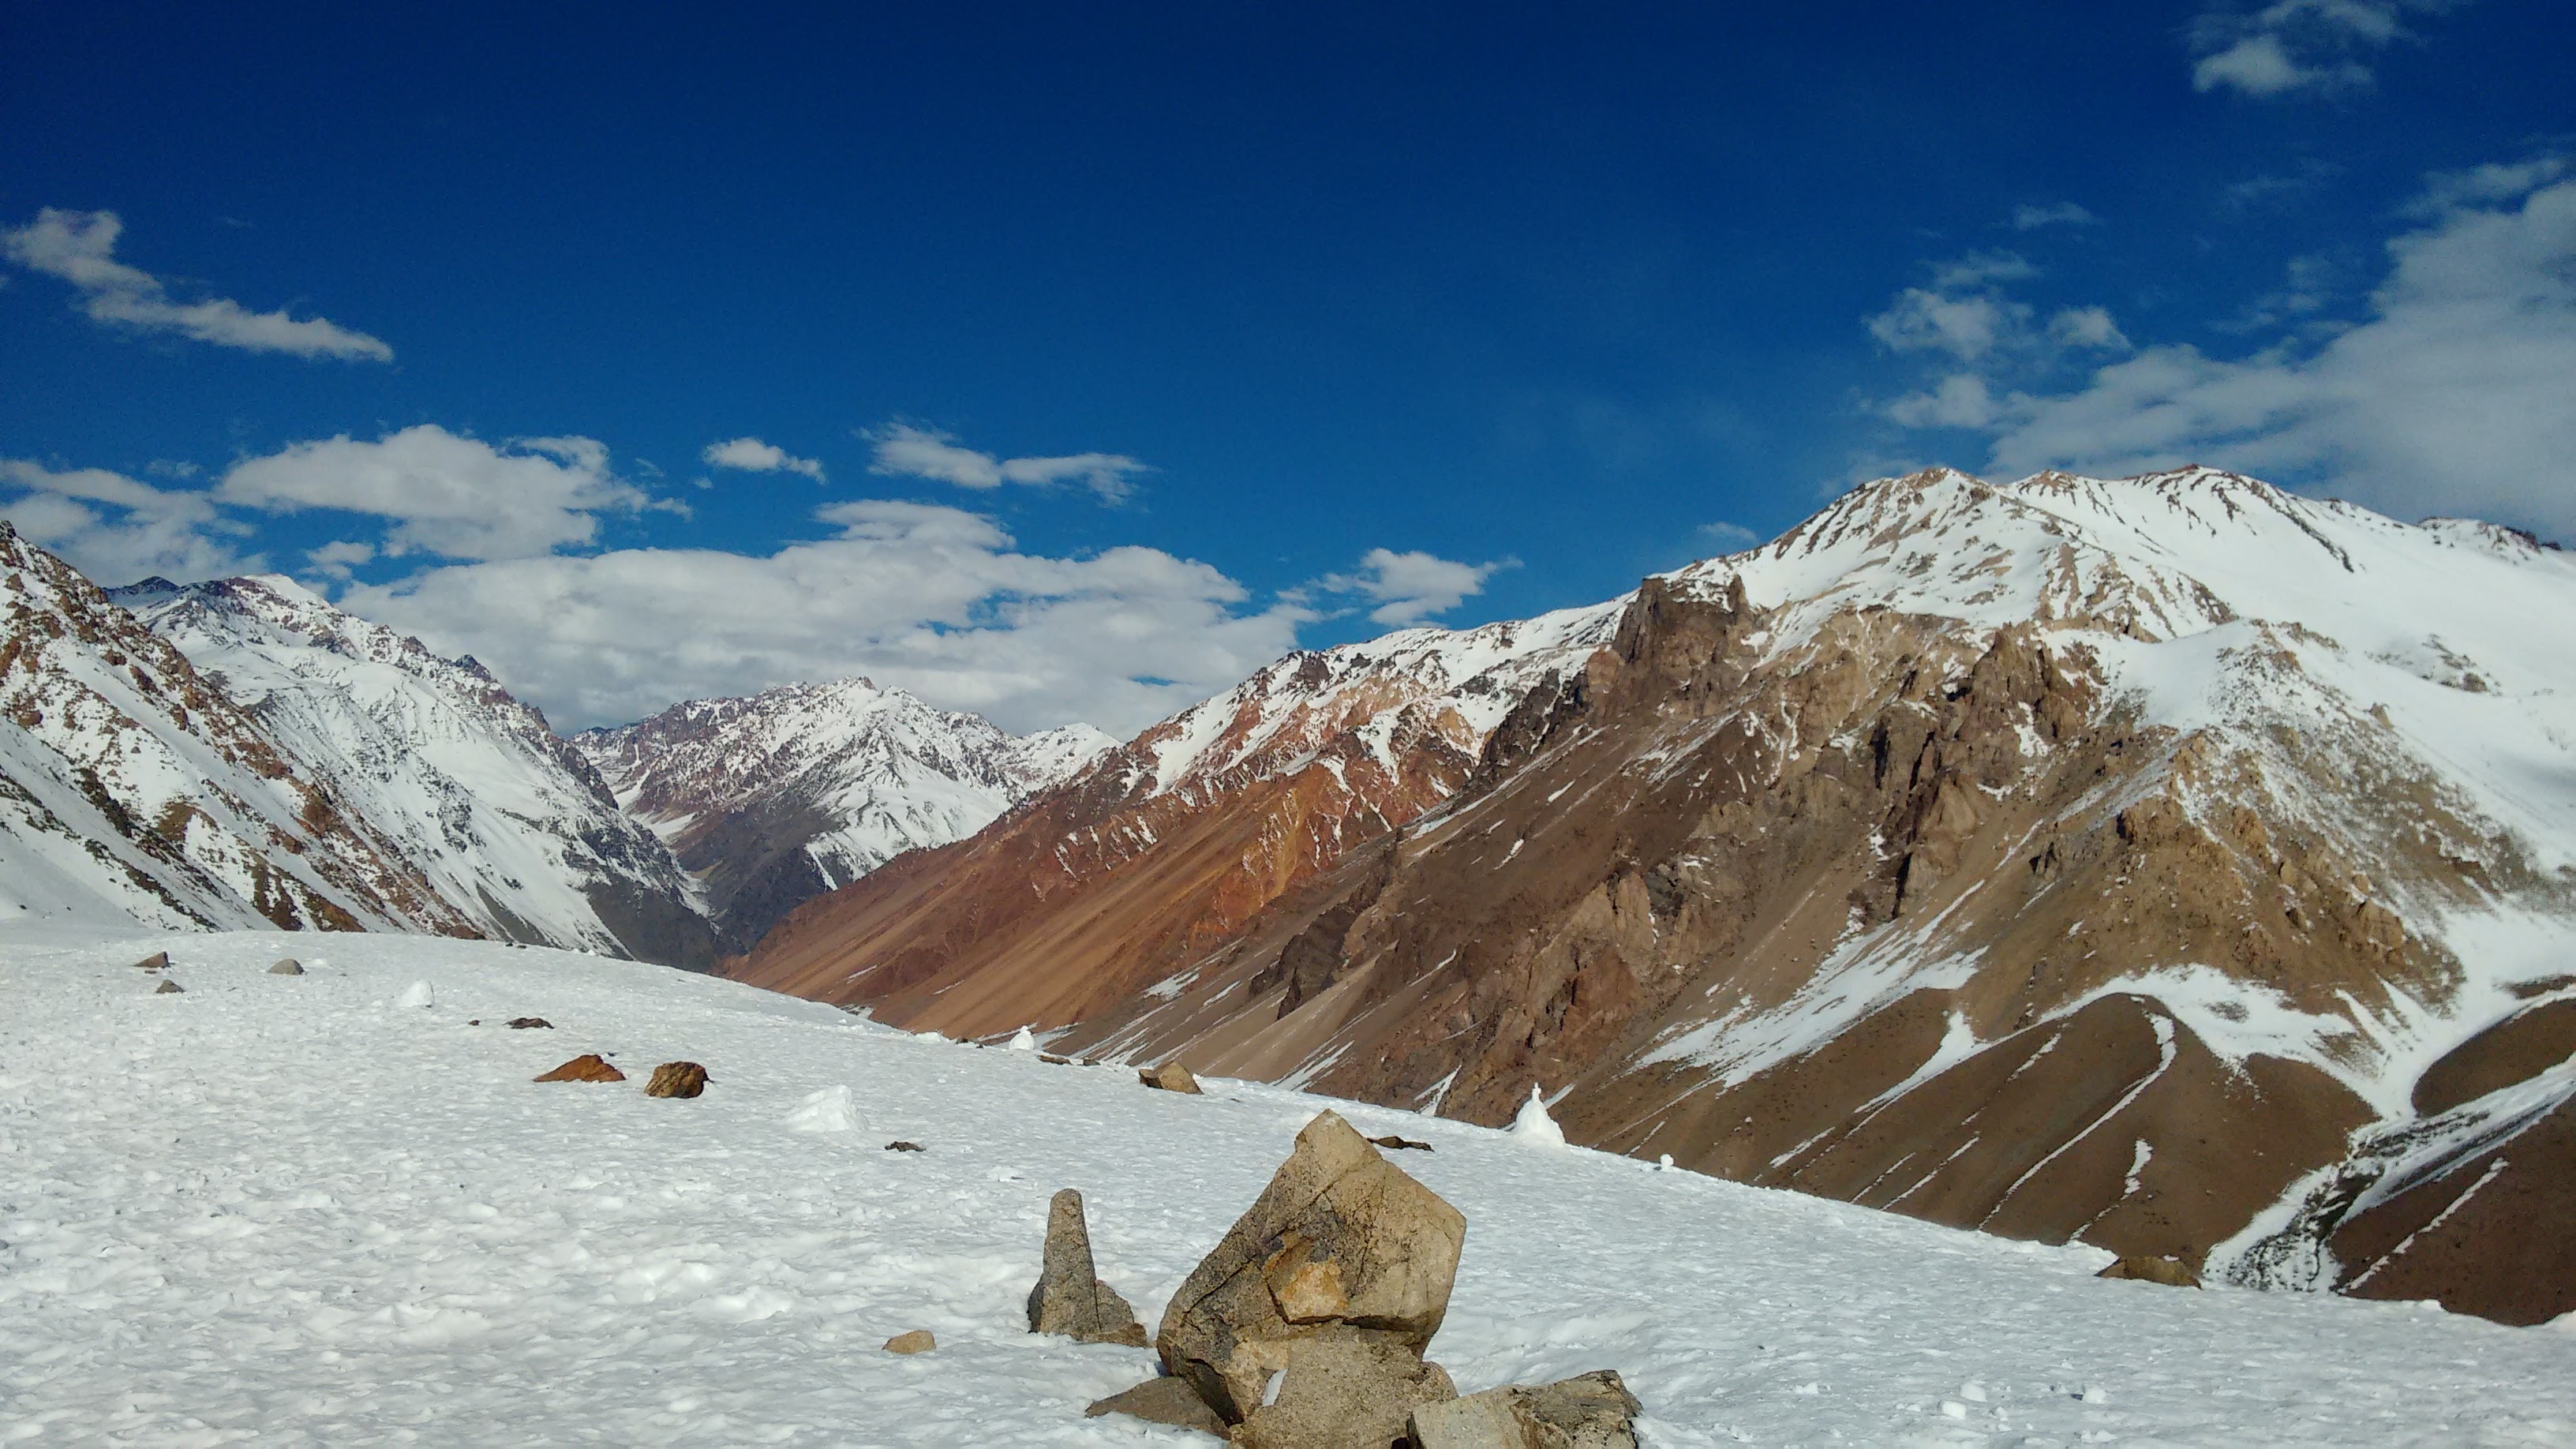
[
  {"left": 132, "top": 952, "right": 169, "bottom": 970},
  {"left": 268, "top": 957, "right": 302, "bottom": 975},
  {"left": 1409, "top": 1369, "right": 1643, "bottom": 1449},
  {"left": 1024, "top": 1188, "right": 1148, "bottom": 1346},
  {"left": 1140, "top": 1061, "right": 1204, "bottom": 1095},
  {"left": 645, "top": 1061, "right": 708, "bottom": 1098},
  {"left": 572, "top": 678, "right": 1111, "bottom": 953},
  {"left": 534, "top": 1053, "right": 624, "bottom": 1084},
  {"left": 1084, "top": 1374, "right": 1229, "bottom": 1434},
  {"left": 153, "top": 977, "right": 182, "bottom": 994},
  {"left": 506, "top": 1016, "right": 551, "bottom": 1029},
  {"left": 2099, "top": 1256, "right": 2200, "bottom": 1288},
  {"left": 1151, "top": 1111, "right": 1466, "bottom": 1431},
  {"left": 881, "top": 1329, "right": 936, "bottom": 1355}
]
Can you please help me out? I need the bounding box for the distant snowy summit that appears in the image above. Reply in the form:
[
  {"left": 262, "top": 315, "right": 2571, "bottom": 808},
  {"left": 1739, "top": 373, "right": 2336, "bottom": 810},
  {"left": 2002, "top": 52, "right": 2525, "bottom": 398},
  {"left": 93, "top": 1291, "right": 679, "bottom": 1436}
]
[{"left": 574, "top": 677, "right": 1113, "bottom": 953}]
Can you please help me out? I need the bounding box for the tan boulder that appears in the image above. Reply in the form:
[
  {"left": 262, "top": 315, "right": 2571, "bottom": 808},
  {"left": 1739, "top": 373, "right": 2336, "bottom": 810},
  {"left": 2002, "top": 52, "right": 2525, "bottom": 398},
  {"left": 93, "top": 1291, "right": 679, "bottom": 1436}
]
[
  {"left": 1408, "top": 1370, "right": 1642, "bottom": 1448},
  {"left": 154, "top": 978, "right": 183, "bottom": 994},
  {"left": 534, "top": 1054, "right": 625, "bottom": 1084},
  {"left": 2098, "top": 1254, "right": 2200, "bottom": 1288},
  {"left": 268, "top": 959, "right": 303, "bottom": 975},
  {"left": 1228, "top": 1326, "right": 1458, "bottom": 1449},
  {"left": 882, "top": 1329, "right": 936, "bottom": 1354},
  {"left": 132, "top": 952, "right": 169, "bottom": 970},
  {"left": 1026, "top": 1188, "right": 1149, "bottom": 1346},
  {"left": 1084, "top": 1375, "right": 1227, "bottom": 1436},
  {"left": 1157, "top": 1110, "right": 1466, "bottom": 1425},
  {"left": 1141, "top": 1061, "right": 1204, "bottom": 1094},
  {"left": 645, "top": 1061, "right": 709, "bottom": 1098}
]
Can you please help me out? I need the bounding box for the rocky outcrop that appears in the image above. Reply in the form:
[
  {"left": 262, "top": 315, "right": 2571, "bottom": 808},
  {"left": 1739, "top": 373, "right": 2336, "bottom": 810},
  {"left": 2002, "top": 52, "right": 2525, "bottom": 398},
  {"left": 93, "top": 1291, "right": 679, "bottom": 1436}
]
[
  {"left": 1410, "top": 1371, "right": 1642, "bottom": 1449},
  {"left": 1026, "top": 1189, "right": 1148, "bottom": 1346},
  {"left": 1140, "top": 1061, "right": 1204, "bottom": 1095},
  {"left": 645, "top": 1061, "right": 708, "bottom": 1098},
  {"left": 534, "top": 1054, "right": 624, "bottom": 1084},
  {"left": 1151, "top": 1112, "right": 1465, "bottom": 1431}
]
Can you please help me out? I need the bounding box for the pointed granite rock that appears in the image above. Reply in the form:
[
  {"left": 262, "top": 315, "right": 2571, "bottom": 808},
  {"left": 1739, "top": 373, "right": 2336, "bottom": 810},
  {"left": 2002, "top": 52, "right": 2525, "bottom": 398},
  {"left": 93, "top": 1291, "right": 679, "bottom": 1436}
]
[{"left": 1027, "top": 1188, "right": 1148, "bottom": 1346}]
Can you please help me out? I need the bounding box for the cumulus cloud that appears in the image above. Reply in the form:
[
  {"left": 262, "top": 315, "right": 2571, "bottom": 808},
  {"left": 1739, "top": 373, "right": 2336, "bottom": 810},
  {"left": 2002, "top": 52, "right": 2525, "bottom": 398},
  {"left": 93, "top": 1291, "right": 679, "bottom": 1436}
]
[
  {"left": 0, "top": 459, "right": 260, "bottom": 584},
  {"left": 702, "top": 436, "right": 825, "bottom": 481},
  {"left": 1886, "top": 375, "right": 2005, "bottom": 430},
  {"left": 2188, "top": 1, "right": 2443, "bottom": 98},
  {"left": 2048, "top": 306, "right": 2132, "bottom": 350},
  {"left": 1311, "top": 548, "right": 1511, "bottom": 627},
  {"left": 0, "top": 208, "right": 392, "bottom": 361},
  {"left": 303, "top": 540, "right": 375, "bottom": 580},
  {"left": 1696, "top": 520, "right": 1761, "bottom": 551},
  {"left": 340, "top": 500, "right": 1301, "bottom": 735},
  {"left": 2012, "top": 202, "right": 2099, "bottom": 230},
  {"left": 1979, "top": 166, "right": 2576, "bottom": 540},
  {"left": 867, "top": 423, "right": 1149, "bottom": 502},
  {"left": 1868, "top": 289, "right": 2023, "bottom": 362},
  {"left": 1868, "top": 252, "right": 2132, "bottom": 424},
  {"left": 219, "top": 425, "right": 657, "bottom": 561}
]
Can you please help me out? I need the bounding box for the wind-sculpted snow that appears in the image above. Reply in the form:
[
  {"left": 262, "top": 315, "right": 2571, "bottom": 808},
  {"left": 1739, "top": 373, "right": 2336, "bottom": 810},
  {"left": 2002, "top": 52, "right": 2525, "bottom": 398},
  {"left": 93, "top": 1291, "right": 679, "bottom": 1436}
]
[
  {"left": 114, "top": 574, "right": 713, "bottom": 967},
  {"left": 5, "top": 931, "right": 2572, "bottom": 1444}
]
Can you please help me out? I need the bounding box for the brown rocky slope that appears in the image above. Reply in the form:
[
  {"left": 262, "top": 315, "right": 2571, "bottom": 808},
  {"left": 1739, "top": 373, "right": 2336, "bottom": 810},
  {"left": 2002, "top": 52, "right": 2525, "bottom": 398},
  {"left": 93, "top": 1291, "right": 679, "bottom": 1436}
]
[{"left": 733, "top": 468, "right": 2576, "bottom": 1324}]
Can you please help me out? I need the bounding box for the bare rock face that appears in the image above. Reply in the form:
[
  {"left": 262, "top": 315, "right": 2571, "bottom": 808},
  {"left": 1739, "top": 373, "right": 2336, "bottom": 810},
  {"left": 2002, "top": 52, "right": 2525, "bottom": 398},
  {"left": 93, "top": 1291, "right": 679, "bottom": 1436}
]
[
  {"left": 1410, "top": 1370, "right": 1643, "bottom": 1448},
  {"left": 645, "top": 1061, "right": 709, "bottom": 1098},
  {"left": 1155, "top": 1110, "right": 1466, "bottom": 1426},
  {"left": 882, "top": 1329, "right": 935, "bottom": 1354},
  {"left": 1084, "top": 1375, "right": 1227, "bottom": 1436},
  {"left": 1229, "top": 1327, "right": 1458, "bottom": 1449},
  {"left": 268, "top": 958, "right": 303, "bottom": 975},
  {"left": 2099, "top": 1255, "right": 2200, "bottom": 1288},
  {"left": 534, "top": 1054, "right": 625, "bottom": 1084},
  {"left": 1141, "top": 1061, "right": 1204, "bottom": 1095},
  {"left": 1027, "top": 1188, "right": 1149, "bottom": 1346}
]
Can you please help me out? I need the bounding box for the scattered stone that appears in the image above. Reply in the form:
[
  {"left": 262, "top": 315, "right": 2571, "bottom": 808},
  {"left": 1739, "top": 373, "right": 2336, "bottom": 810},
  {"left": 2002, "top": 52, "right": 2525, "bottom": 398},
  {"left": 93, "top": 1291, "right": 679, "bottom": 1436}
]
[
  {"left": 1084, "top": 1374, "right": 1227, "bottom": 1436},
  {"left": 1139, "top": 1061, "right": 1204, "bottom": 1095},
  {"left": 885, "top": 1140, "right": 927, "bottom": 1152},
  {"left": 154, "top": 978, "right": 184, "bottom": 994},
  {"left": 1370, "top": 1135, "right": 1434, "bottom": 1151},
  {"left": 268, "top": 958, "right": 303, "bottom": 975},
  {"left": 1409, "top": 1370, "right": 1643, "bottom": 1449},
  {"left": 882, "top": 1329, "right": 936, "bottom": 1355},
  {"left": 1027, "top": 1188, "right": 1150, "bottom": 1346},
  {"left": 1157, "top": 1110, "right": 1466, "bottom": 1427},
  {"left": 507, "top": 1017, "right": 552, "bottom": 1029},
  {"left": 534, "top": 1054, "right": 625, "bottom": 1084},
  {"left": 132, "top": 952, "right": 169, "bottom": 970},
  {"left": 1039, "top": 1053, "right": 1076, "bottom": 1065},
  {"left": 469, "top": 1020, "right": 481, "bottom": 1026},
  {"left": 2098, "top": 1254, "right": 2200, "bottom": 1288},
  {"left": 645, "top": 1061, "right": 709, "bottom": 1099}
]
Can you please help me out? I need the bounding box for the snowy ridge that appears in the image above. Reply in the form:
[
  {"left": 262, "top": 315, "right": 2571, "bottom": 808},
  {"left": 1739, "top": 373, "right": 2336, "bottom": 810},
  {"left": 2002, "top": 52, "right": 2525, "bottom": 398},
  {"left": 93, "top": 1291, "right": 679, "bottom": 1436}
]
[
  {"left": 6, "top": 930, "right": 2570, "bottom": 1443},
  {"left": 114, "top": 574, "right": 710, "bottom": 965},
  {"left": 575, "top": 679, "right": 1112, "bottom": 947}
]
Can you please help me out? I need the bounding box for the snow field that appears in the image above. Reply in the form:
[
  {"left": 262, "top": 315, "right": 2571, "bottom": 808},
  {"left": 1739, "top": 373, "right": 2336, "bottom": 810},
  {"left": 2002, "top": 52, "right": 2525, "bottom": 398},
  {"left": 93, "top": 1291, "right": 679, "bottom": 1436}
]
[{"left": 3, "top": 933, "right": 2573, "bottom": 1446}]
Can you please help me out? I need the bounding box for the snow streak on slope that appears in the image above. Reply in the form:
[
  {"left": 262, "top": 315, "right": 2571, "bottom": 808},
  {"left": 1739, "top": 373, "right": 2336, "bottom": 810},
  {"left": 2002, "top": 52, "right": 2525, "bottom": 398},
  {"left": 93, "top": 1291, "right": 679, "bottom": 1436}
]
[
  {"left": 115, "top": 575, "right": 713, "bottom": 968},
  {"left": 0, "top": 525, "right": 453, "bottom": 938},
  {"left": 575, "top": 679, "right": 1112, "bottom": 949},
  {"left": 4, "top": 930, "right": 2571, "bottom": 1445}
]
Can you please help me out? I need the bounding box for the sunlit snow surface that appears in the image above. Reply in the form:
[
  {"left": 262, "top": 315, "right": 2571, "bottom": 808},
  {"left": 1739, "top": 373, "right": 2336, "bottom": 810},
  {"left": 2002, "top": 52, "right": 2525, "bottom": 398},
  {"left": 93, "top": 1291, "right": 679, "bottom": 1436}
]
[{"left": 4, "top": 934, "right": 2571, "bottom": 1445}]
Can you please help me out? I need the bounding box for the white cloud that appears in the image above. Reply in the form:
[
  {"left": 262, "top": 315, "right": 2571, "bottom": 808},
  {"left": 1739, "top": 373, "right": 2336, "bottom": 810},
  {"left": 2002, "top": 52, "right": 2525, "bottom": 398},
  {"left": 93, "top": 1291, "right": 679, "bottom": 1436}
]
[
  {"left": 1980, "top": 167, "right": 2576, "bottom": 540},
  {"left": 866, "top": 423, "right": 1149, "bottom": 502},
  {"left": 0, "top": 208, "right": 392, "bottom": 361},
  {"left": 339, "top": 500, "right": 1305, "bottom": 736},
  {"left": 303, "top": 540, "right": 375, "bottom": 580},
  {"left": 1869, "top": 289, "right": 2022, "bottom": 362},
  {"left": 1697, "top": 520, "right": 1761, "bottom": 551},
  {"left": 2012, "top": 202, "right": 2099, "bottom": 230},
  {"left": 2188, "top": 1, "right": 2439, "bottom": 98},
  {"left": 1312, "top": 548, "right": 1510, "bottom": 627},
  {"left": 702, "top": 436, "right": 826, "bottom": 481},
  {"left": 218, "top": 425, "right": 656, "bottom": 561},
  {"left": 0, "top": 459, "right": 261, "bottom": 584},
  {"left": 2048, "top": 305, "right": 2132, "bottom": 350},
  {"left": 1887, "top": 374, "right": 2006, "bottom": 430}
]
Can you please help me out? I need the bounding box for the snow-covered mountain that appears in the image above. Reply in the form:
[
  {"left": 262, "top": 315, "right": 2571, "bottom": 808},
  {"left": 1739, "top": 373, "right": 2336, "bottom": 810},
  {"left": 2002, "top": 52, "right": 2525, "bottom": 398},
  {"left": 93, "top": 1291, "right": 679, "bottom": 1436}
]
[
  {"left": 573, "top": 679, "right": 1114, "bottom": 953},
  {"left": 11, "top": 930, "right": 2572, "bottom": 1443},
  {"left": 0, "top": 522, "right": 465, "bottom": 937},
  {"left": 735, "top": 467, "right": 2576, "bottom": 1324},
  {"left": 114, "top": 574, "right": 717, "bottom": 968}
]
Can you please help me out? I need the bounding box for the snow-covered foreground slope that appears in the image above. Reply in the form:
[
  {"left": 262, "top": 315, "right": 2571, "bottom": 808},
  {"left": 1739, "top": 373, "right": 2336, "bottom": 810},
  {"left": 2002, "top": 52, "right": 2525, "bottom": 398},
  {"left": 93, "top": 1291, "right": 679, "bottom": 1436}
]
[{"left": 5, "top": 933, "right": 2571, "bottom": 1445}]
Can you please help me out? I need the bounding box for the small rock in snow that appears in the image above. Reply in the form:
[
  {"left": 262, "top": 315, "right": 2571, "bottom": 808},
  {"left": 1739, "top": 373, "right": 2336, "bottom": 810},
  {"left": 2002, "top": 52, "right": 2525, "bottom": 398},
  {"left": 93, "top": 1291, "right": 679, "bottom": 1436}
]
[
  {"left": 2097, "top": 1255, "right": 2199, "bottom": 1288},
  {"left": 1511, "top": 1085, "right": 1567, "bottom": 1148},
  {"left": 644, "top": 1061, "right": 708, "bottom": 1099},
  {"left": 1086, "top": 1376, "right": 1228, "bottom": 1435},
  {"left": 395, "top": 979, "right": 435, "bottom": 1009},
  {"left": 131, "top": 952, "right": 169, "bottom": 971},
  {"left": 534, "top": 1054, "right": 625, "bottom": 1084},
  {"left": 1139, "top": 1061, "right": 1204, "bottom": 1095},
  {"left": 884, "top": 1140, "right": 926, "bottom": 1152},
  {"left": 1370, "top": 1135, "right": 1434, "bottom": 1151},
  {"left": 882, "top": 1330, "right": 935, "bottom": 1355},
  {"left": 506, "top": 1017, "right": 552, "bottom": 1030},
  {"left": 154, "top": 979, "right": 183, "bottom": 994},
  {"left": 267, "top": 958, "right": 303, "bottom": 975}
]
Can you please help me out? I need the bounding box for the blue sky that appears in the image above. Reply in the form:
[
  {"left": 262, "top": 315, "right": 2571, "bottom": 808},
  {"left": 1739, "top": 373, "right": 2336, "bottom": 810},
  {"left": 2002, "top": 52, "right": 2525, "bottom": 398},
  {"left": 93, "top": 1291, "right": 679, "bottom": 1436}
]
[{"left": 3, "top": 2, "right": 2570, "bottom": 734}]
